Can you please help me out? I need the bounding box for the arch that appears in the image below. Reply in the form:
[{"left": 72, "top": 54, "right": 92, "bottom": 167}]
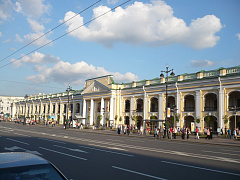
[
  {"left": 150, "top": 97, "right": 158, "bottom": 112},
  {"left": 184, "top": 95, "right": 195, "bottom": 112},
  {"left": 125, "top": 100, "right": 130, "bottom": 112},
  {"left": 167, "top": 96, "right": 175, "bottom": 109},
  {"left": 204, "top": 115, "right": 218, "bottom": 132},
  {"left": 229, "top": 115, "right": 240, "bottom": 130},
  {"left": 183, "top": 93, "right": 195, "bottom": 99},
  {"left": 204, "top": 93, "right": 217, "bottom": 111},
  {"left": 76, "top": 103, "right": 80, "bottom": 113},
  {"left": 228, "top": 91, "right": 240, "bottom": 108},
  {"left": 203, "top": 91, "right": 218, "bottom": 98},
  {"left": 124, "top": 116, "right": 130, "bottom": 125},
  {"left": 136, "top": 99, "right": 143, "bottom": 112},
  {"left": 136, "top": 116, "right": 143, "bottom": 129},
  {"left": 184, "top": 115, "right": 195, "bottom": 131}
]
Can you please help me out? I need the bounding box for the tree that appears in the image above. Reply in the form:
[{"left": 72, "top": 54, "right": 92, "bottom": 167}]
[
  {"left": 119, "top": 116, "right": 122, "bottom": 124},
  {"left": 97, "top": 115, "right": 102, "bottom": 126},
  {"left": 195, "top": 117, "right": 200, "bottom": 124},
  {"left": 223, "top": 115, "right": 228, "bottom": 125},
  {"left": 204, "top": 115, "right": 210, "bottom": 127},
  {"left": 114, "top": 115, "right": 118, "bottom": 121}
]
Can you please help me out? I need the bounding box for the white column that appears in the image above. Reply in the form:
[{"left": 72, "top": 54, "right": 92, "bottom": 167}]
[
  {"left": 90, "top": 99, "right": 94, "bottom": 125},
  {"left": 82, "top": 99, "right": 87, "bottom": 125},
  {"left": 176, "top": 91, "right": 181, "bottom": 127},
  {"left": 219, "top": 82, "right": 224, "bottom": 129},
  {"left": 195, "top": 90, "right": 201, "bottom": 130},
  {"left": 110, "top": 96, "right": 114, "bottom": 121},
  {"left": 49, "top": 101, "right": 52, "bottom": 117},
  {"left": 158, "top": 93, "right": 163, "bottom": 120},
  {"left": 100, "top": 98, "right": 104, "bottom": 125},
  {"left": 79, "top": 100, "right": 83, "bottom": 116},
  {"left": 60, "top": 102, "right": 63, "bottom": 124},
  {"left": 144, "top": 93, "right": 147, "bottom": 120},
  {"left": 72, "top": 100, "right": 75, "bottom": 118},
  {"left": 130, "top": 96, "right": 134, "bottom": 125}
]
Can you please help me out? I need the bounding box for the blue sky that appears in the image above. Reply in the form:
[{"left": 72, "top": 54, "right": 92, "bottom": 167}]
[{"left": 0, "top": 0, "right": 239, "bottom": 96}]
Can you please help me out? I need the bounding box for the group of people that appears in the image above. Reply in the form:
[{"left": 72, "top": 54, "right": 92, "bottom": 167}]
[
  {"left": 117, "top": 124, "right": 136, "bottom": 135},
  {"left": 153, "top": 126, "right": 180, "bottom": 139}
]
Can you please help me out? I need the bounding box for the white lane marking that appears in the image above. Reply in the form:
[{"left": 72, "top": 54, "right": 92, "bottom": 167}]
[
  {"left": 221, "top": 149, "right": 239, "bottom": 153},
  {"left": 39, "top": 147, "right": 87, "bottom": 161},
  {"left": 112, "top": 166, "right": 167, "bottom": 180},
  {"left": 161, "top": 161, "right": 240, "bottom": 177},
  {"left": 88, "top": 144, "right": 128, "bottom": 151},
  {"left": 53, "top": 145, "right": 88, "bottom": 153},
  {"left": 79, "top": 145, "right": 134, "bottom": 157},
  {"left": 106, "top": 139, "right": 124, "bottom": 142},
  {"left": 38, "top": 138, "right": 66, "bottom": 144},
  {"left": 14, "top": 133, "right": 31, "bottom": 137},
  {"left": 202, "top": 150, "right": 240, "bottom": 157},
  {"left": 6, "top": 138, "right": 29, "bottom": 145},
  {"left": 4, "top": 146, "right": 42, "bottom": 156}
]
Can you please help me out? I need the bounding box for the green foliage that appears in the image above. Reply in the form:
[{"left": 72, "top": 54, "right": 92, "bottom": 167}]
[
  {"left": 195, "top": 117, "right": 200, "bottom": 123},
  {"left": 119, "top": 116, "right": 122, "bottom": 122},
  {"left": 223, "top": 115, "right": 228, "bottom": 124},
  {"left": 114, "top": 115, "right": 118, "bottom": 121},
  {"left": 204, "top": 115, "right": 210, "bottom": 122}
]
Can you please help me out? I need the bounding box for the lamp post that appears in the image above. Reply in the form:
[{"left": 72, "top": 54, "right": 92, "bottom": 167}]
[
  {"left": 24, "top": 94, "right": 28, "bottom": 125},
  {"left": 160, "top": 65, "right": 175, "bottom": 138},
  {"left": 65, "top": 85, "right": 72, "bottom": 129},
  {"left": 229, "top": 106, "right": 240, "bottom": 138}
]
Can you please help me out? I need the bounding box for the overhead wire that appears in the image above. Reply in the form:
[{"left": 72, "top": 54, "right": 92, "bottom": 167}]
[
  {"left": 0, "top": 0, "right": 102, "bottom": 63},
  {"left": 0, "top": 0, "right": 132, "bottom": 69}
]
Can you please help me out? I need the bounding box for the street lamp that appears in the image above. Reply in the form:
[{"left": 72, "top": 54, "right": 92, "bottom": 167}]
[
  {"left": 24, "top": 94, "right": 28, "bottom": 125},
  {"left": 160, "top": 65, "right": 175, "bottom": 138},
  {"left": 229, "top": 106, "right": 240, "bottom": 138},
  {"left": 65, "top": 85, "right": 72, "bottom": 129}
]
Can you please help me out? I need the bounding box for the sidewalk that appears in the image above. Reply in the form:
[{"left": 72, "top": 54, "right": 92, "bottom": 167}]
[{"left": 38, "top": 123, "right": 240, "bottom": 148}]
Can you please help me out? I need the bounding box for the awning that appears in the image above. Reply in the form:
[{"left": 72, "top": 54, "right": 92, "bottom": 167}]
[{"left": 73, "top": 115, "right": 86, "bottom": 120}]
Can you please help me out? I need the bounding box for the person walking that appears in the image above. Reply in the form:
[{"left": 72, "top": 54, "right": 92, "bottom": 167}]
[
  {"left": 173, "top": 126, "right": 177, "bottom": 139},
  {"left": 159, "top": 126, "right": 163, "bottom": 139},
  {"left": 170, "top": 127, "right": 173, "bottom": 139},
  {"left": 206, "top": 128, "right": 210, "bottom": 140},
  {"left": 210, "top": 127, "right": 213, "bottom": 139},
  {"left": 127, "top": 125, "right": 130, "bottom": 136},
  {"left": 195, "top": 126, "right": 199, "bottom": 139},
  {"left": 182, "top": 126, "right": 186, "bottom": 140},
  {"left": 139, "top": 125, "right": 143, "bottom": 135},
  {"left": 187, "top": 127, "right": 190, "bottom": 140},
  {"left": 228, "top": 128, "right": 231, "bottom": 139},
  {"left": 217, "top": 127, "right": 220, "bottom": 137},
  {"left": 154, "top": 126, "right": 158, "bottom": 137}
]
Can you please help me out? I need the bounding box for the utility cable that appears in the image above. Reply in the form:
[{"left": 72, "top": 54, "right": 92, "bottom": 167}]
[
  {"left": 0, "top": 0, "right": 102, "bottom": 63},
  {"left": 0, "top": 0, "right": 131, "bottom": 69}
]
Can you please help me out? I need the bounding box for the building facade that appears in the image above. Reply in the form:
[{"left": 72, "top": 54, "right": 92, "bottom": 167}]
[
  {"left": 0, "top": 96, "right": 24, "bottom": 120},
  {"left": 11, "top": 66, "right": 240, "bottom": 132}
]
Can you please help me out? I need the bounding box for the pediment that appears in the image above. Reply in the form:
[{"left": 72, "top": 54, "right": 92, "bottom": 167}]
[{"left": 81, "top": 80, "right": 110, "bottom": 94}]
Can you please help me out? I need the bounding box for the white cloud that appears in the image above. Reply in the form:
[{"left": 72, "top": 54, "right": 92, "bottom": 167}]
[
  {"left": 62, "top": 0, "right": 222, "bottom": 49},
  {"left": 0, "top": 32, "right": 2, "bottom": 37},
  {"left": 2, "top": 39, "right": 11, "bottom": 43},
  {"left": 27, "top": 18, "right": 45, "bottom": 32},
  {"left": 0, "top": 0, "right": 13, "bottom": 20},
  {"left": 14, "top": 2, "right": 22, "bottom": 13},
  {"left": 236, "top": 33, "right": 240, "bottom": 40},
  {"left": 191, "top": 60, "right": 216, "bottom": 67},
  {"left": 23, "top": 32, "right": 52, "bottom": 46},
  {"left": 107, "top": 0, "right": 119, "bottom": 4},
  {"left": 21, "top": 53, "right": 138, "bottom": 85},
  {"left": 16, "top": 34, "right": 23, "bottom": 42},
  {"left": 16, "top": 0, "right": 51, "bottom": 18},
  {"left": 11, "top": 51, "right": 59, "bottom": 68}
]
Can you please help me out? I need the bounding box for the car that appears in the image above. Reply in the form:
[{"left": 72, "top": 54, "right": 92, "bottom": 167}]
[{"left": 0, "top": 152, "right": 67, "bottom": 180}]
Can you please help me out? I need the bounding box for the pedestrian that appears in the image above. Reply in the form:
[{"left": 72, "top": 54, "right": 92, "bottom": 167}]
[
  {"left": 195, "top": 126, "right": 199, "bottom": 139},
  {"left": 159, "top": 126, "right": 163, "bottom": 139},
  {"left": 173, "top": 126, "right": 177, "bottom": 139},
  {"left": 228, "top": 128, "right": 231, "bottom": 139},
  {"left": 210, "top": 127, "right": 213, "bottom": 139},
  {"left": 187, "top": 127, "right": 190, "bottom": 140},
  {"left": 139, "top": 125, "right": 143, "bottom": 135},
  {"left": 154, "top": 126, "right": 158, "bottom": 137},
  {"left": 206, "top": 128, "right": 210, "bottom": 140},
  {"left": 221, "top": 127, "right": 223, "bottom": 135},
  {"left": 232, "top": 129, "right": 235, "bottom": 139},
  {"left": 217, "top": 127, "right": 220, "bottom": 137},
  {"left": 127, "top": 125, "right": 130, "bottom": 135},
  {"left": 182, "top": 126, "right": 186, "bottom": 140}
]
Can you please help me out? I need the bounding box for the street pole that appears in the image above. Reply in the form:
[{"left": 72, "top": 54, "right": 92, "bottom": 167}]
[
  {"left": 65, "top": 85, "right": 72, "bottom": 129},
  {"left": 160, "top": 66, "right": 175, "bottom": 138}
]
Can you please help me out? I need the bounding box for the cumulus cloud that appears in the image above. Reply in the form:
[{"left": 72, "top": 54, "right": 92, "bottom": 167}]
[
  {"left": 191, "top": 60, "right": 216, "bottom": 67},
  {"left": 107, "top": 0, "right": 119, "bottom": 4},
  {"left": 11, "top": 51, "right": 60, "bottom": 68},
  {"left": 236, "top": 33, "right": 240, "bottom": 40},
  {"left": 17, "top": 52, "right": 138, "bottom": 85},
  {"left": 15, "top": 0, "right": 51, "bottom": 18},
  {"left": 0, "top": 32, "right": 2, "bottom": 37},
  {"left": 62, "top": 0, "right": 222, "bottom": 49},
  {"left": 27, "top": 18, "right": 45, "bottom": 32},
  {"left": 14, "top": 2, "right": 22, "bottom": 13},
  {"left": 16, "top": 34, "right": 23, "bottom": 42},
  {"left": 0, "top": 0, "right": 13, "bottom": 20}
]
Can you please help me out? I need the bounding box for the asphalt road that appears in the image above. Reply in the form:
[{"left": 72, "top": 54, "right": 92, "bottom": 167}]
[{"left": 1, "top": 122, "right": 240, "bottom": 180}]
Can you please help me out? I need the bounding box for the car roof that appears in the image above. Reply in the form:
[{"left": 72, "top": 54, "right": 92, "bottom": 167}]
[{"left": 0, "top": 152, "right": 49, "bottom": 169}]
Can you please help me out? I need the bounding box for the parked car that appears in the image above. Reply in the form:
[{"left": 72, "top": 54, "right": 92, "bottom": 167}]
[{"left": 0, "top": 152, "right": 67, "bottom": 180}]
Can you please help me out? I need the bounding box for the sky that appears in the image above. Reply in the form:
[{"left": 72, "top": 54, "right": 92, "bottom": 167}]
[{"left": 0, "top": 0, "right": 239, "bottom": 96}]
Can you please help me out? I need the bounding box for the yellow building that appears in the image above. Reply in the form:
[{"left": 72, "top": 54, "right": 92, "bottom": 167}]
[{"left": 12, "top": 65, "right": 240, "bottom": 132}]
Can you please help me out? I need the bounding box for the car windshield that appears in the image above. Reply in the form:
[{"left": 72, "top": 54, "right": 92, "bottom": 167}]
[{"left": 0, "top": 164, "right": 66, "bottom": 180}]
